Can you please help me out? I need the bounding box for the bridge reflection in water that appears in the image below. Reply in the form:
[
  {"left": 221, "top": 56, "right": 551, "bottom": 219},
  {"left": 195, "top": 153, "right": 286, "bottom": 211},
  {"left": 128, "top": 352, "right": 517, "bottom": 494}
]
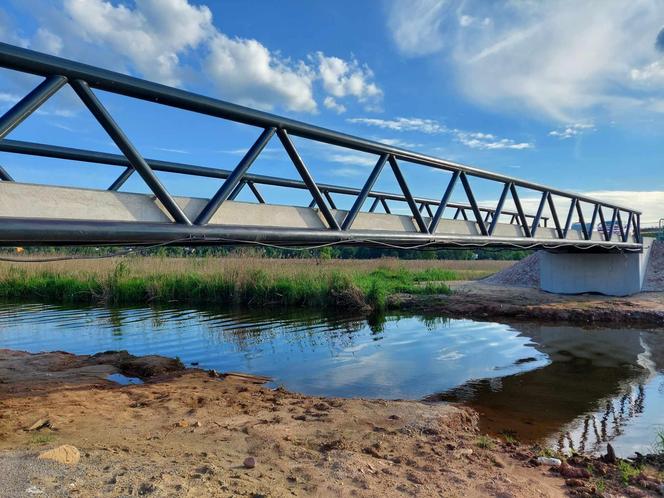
[{"left": 430, "top": 325, "right": 663, "bottom": 456}]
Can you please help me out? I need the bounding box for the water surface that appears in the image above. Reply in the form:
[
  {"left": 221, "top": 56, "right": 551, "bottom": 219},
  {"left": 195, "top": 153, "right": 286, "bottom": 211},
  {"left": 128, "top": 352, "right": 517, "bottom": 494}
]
[{"left": 0, "top": 302, "right": 661, "bottom": 456}]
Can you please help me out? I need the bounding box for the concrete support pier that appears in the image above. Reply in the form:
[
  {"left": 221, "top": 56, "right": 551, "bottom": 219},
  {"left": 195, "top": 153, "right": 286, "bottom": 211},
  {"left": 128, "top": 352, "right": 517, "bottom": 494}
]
[{"left": 540, "top": 240, "right": 653, "bottom": 296}]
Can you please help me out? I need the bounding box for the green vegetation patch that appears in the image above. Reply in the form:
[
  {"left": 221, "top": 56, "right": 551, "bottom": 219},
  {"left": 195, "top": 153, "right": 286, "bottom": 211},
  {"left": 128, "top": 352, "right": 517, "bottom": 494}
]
[{"left": 0, "top": 262, "right": 454, "bottom": 311}]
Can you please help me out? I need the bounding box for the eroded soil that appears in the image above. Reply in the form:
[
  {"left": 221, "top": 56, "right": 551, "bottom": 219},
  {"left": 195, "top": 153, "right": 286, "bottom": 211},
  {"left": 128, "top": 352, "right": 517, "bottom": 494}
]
[
  {"left": 391, "top": 282, "right": 664, "bottom": 326},
  {"left": 0, "top": 349, "right": 661, "bottom": 497},
  {"left": 0, "top": 349, "right": 569, "bottom": 497}
]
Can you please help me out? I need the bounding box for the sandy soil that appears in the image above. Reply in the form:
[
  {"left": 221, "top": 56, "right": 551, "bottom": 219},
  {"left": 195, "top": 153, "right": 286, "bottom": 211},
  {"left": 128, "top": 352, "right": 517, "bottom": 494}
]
[
  {"left": 0, "top": 349, "right": 578, "bottom": 498},
  {"left": 391, "top": 281, "right": 664, "bottom": 326}
]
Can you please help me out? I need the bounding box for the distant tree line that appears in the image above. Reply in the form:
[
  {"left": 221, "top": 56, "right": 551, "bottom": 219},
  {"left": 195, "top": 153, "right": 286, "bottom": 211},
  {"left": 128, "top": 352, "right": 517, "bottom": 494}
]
[{"left": 4, "top": 245, "right": 530, "bottom": 261}]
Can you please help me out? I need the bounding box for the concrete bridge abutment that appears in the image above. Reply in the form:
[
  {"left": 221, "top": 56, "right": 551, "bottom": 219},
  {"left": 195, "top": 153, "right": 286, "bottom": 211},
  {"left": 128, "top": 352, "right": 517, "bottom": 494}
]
[{"left": 539, "top": 240, "right": 653, "bottom": 296}]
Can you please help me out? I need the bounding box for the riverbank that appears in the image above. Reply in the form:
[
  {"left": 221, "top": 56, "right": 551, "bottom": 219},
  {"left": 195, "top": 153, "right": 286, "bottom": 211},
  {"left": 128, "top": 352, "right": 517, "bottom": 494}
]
[
  {"left": 392, "top": 282, "right": 664, "bottom": 326},
  {"left": 1, "top": 255, "right": 664, "bottom": 325},
  {"left": 0, "top": 257, "right": 506, "bottom": 310},
  {"left": 1, "top": 349, "right": 661, "bottom": 497}
]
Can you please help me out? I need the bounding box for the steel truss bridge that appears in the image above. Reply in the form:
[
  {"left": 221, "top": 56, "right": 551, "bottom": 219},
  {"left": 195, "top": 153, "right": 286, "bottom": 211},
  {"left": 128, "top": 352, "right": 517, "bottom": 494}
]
[{"left": 0, "top": 43, "right": 643, "bottom": 252}]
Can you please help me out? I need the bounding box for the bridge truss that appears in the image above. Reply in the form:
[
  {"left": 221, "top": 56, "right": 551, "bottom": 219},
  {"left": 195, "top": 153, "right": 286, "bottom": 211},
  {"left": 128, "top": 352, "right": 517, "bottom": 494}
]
[{"left": 0, "top": 43, "right": 643, "bottom": 252}]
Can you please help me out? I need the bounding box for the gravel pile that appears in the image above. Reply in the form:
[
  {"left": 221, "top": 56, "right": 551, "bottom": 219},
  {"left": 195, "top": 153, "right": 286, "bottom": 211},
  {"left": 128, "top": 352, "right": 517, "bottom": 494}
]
[
  {"left": 642, "top": 240, "right": 664, "bottom": 292},
  {"left": 483, "top": 252, "right": 541, "bottom": 288}
]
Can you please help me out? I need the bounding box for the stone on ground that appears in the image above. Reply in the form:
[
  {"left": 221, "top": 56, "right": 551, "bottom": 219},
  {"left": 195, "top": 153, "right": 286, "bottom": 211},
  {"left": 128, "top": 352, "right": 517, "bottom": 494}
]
[{"left": 37, "top": 445, "right": 80, "bottom": 465}]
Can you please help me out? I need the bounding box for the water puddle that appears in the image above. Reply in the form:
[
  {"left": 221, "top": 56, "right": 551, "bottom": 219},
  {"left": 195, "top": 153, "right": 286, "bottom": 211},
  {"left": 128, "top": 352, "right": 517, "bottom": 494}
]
[
  {"left": 0, "top": 302, "right": 662, "bottom": 456},
  {"left": 106, "top": 373, "right": 143, "bottom": 385}
]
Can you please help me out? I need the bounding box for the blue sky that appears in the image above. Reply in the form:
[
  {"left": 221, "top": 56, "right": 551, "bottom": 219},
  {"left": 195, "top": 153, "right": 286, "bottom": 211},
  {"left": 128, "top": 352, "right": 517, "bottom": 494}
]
[{"left": 0, "top": 0, "right": 663, "bottom": 223}]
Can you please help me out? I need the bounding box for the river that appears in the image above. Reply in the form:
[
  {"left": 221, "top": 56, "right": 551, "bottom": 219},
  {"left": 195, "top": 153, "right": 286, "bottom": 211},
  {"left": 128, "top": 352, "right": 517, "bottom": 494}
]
[{"left": 0, "top": 302, "right": 662, "bottom": 457}]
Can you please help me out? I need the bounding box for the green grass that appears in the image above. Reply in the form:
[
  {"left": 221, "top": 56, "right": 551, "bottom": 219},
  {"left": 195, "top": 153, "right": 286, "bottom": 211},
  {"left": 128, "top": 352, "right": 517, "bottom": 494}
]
[
  {"left": 617, "top": 460, "right": 641, "bottom": 485},
  {"left": 28, "top": 432, "right": 56, "bottom": 445},
  {"left": 0, "top": 263, "right": 454, "bottom": 311},
  {"left": 476, "top": 435, "right": 494, "bottom": 450}
]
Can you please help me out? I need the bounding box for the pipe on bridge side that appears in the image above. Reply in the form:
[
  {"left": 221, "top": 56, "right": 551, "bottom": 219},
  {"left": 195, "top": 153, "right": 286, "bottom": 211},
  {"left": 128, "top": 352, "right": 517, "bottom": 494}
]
[{"left": 0, "top": 218, "right": 644, "bottom": 252}]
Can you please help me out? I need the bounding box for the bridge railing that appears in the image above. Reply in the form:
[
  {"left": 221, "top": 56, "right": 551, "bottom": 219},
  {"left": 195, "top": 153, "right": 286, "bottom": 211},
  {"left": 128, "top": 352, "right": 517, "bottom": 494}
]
[{"left": 0, "top": 43, "right": 642, "bottom": 249}]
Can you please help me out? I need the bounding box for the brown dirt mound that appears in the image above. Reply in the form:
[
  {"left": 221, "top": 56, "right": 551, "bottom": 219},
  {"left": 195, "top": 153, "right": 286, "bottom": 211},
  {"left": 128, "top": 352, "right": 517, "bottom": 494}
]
[
  {"left": 642, "top": 240, "right": 664, "bottom": 292},
  {"left": 483, "top": 252, "right": 541, "bottom": 288}
]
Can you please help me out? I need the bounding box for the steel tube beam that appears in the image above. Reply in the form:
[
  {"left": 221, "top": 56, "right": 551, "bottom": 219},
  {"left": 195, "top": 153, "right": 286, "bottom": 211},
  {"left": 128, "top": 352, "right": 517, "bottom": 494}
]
[
  {"left": 563, "top": 199, "right": 578, "bottom": 238},
  {"left": 0, "top": 218, "right": 642, "bottom": 251},
  {"left": 598, "top": 206, "right": 609, "bottom": 241},
  {"left": 576, "top": 201, "right": 588, "bottom": 240},
  {"left": 488, "top": 182, "right": 510, "bottom": 236},
  {"left": 228, "top": 180, "right": 245, "bottom": 201},
  {"left": 0, "top": 164, "right": 13, "bottom": 181},
  {"left": 429, "top": 171, "right": 460, "bottom": 234},
  {"left": 195, "top": 127, "right": 275, "bottom": 225},
  {"left": 323, "top": 190, "right": 337, "bottom": 210},
  {"left": 0, "top": 75, "right": 67, "bottom": 139},
  {"left": 247, "top": 182, "right": 265, "bottom": 204},
  {"left": 277, "top": 129, "right": 340, "bottom": 230},
  {"left": 511, "top": 184, "right": 531, "bottom": 238},
  {"left": 530, "top": 191, "right": 548, "bottom": 237},
  {"left": 341, "top": 154, "right": 387, "bottom": 230},
  {"left": 460, "top": 172, "right": 488, "bottom": 236},
  {"left": 0, "top": 43, "right": 638, "bottom": 214},
  {"left": 108, "top": 166, "right": 133, "bottom": 191},
  {"left": 547, "top": 193, "right": 563, "bottom": 239},
  {"left": 389, "top": 156, "right": 429, "bottom": 233},
  {"left": 70, "top": 79, "right": 191, "bottom": 225}
]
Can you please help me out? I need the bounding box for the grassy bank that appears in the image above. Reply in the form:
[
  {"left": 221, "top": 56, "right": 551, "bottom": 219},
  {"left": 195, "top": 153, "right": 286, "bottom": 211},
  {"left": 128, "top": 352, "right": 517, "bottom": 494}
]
[{"left": 0, "top": 257, "right": 509, "bottom": 311}]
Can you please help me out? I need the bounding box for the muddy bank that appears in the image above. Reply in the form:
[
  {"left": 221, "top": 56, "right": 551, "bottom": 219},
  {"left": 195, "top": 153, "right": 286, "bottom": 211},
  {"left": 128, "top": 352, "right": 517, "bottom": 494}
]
[
  {"left": 0, "top": 349, "right": 566, "bottom": 497},
  {"left": 390, "top": 282, "right": 664, "bottom": 326},
  {"left": 1, "top": 349, "right": 663, "bottom": 497}
]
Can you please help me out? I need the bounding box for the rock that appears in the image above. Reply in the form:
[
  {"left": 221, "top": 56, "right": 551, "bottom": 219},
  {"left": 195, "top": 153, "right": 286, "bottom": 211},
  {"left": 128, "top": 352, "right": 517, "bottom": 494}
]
[
  {"left": 624, "top": 486, "right": 648, "bottom": 498},
  {"left": 492, "top": 455, "right": 506, "bottom": 468},
  {"left": 38, "top": 445, "right": 80, "bottom": 465},
  {"left": 26, "top": 418, "right": 51, "bottom": 431},
  {"left": 559, "top": 463, "right": 590, "bottom": 479},
  {"left": 138, "top": 482, "right": 157, "bottom": 495},
  {"left": 536, "top": 456, "right": 562, "bottom": 467},
  {"left": 453, "top": 448, "right": 473, "bottom": 459},
  {"left": 406, "top": 472, "right": 424, "bottom": 485},
  {"left": 196, "top": 464, "right": 216, "bottom": 475},
  {"left": 604, "top": 443, "right": 616, "bottom": 464},
  {"left": 565, "top": 478, "right": 586, "bottom": 487},
  {"left": 243, "top": 456, "right": 256, "bottom": 469}
]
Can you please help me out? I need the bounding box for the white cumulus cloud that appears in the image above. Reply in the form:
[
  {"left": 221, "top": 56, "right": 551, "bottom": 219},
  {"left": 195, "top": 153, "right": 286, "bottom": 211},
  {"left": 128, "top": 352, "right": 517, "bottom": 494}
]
[
  {"left": 347, "top": 117, "right": 447, "bottom": 134},
  {"left": 0, "top": 1, "right": 382, "bottom": 114},
  {"left": 323, "top": 96, "right": 347, "bottom": 114},
  {"left": 317, "top": 53, "right": 382, "bottom": 110},
  {"left": 348, "top": 116, "right": 533, "bottom": 150},
  {"left": 206, "top": 33, "right": 317, "bottom": 112},
  {"left": 387, "top": 0, "right": 448, "bottom": 56},
  {"left": 548, "top": 123, "right": 595, "bottom": 140},
  {"left": 63, "top": 0, "right": 214, "bottom": 85},
  {"left": 386, "top": 0, "right": 664, "bottom": 122}
]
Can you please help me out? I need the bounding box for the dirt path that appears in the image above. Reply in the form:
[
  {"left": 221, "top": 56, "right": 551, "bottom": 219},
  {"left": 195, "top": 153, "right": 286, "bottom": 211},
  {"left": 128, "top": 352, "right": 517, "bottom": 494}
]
[{"left": 0, "top": 349, "right": 572, "bottom": 497}]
